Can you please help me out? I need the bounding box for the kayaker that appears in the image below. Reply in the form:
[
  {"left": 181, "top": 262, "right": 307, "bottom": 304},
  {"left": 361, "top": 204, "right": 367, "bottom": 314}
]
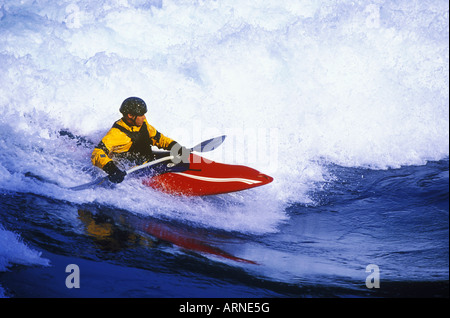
[{"left": 91, "top": 97, "right": 189, "bottom": 183}]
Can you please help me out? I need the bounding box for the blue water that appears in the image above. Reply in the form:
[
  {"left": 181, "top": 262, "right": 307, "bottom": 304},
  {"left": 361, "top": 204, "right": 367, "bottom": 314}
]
[
  {"left": 0, "top": 0, "right": 448, "bottom": 298},
  {"left": 0, "top": 160, "right": 448, "bottom": 298}
]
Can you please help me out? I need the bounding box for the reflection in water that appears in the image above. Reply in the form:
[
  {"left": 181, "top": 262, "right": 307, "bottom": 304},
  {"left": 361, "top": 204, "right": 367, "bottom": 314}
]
[
  {"left": 78, "top": 209, "right": 155, "bottom": 252},
  {"left": 77, "top": 207, "right": 256, "bottom": 264}
]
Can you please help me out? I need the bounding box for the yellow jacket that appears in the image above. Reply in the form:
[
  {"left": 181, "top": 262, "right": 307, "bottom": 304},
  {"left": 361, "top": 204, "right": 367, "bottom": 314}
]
[{"left": 91, "top": 118, "right": 176, "bottom": 169}]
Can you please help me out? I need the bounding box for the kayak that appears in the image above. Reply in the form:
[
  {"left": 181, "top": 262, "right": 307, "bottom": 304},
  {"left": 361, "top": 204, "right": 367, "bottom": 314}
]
[
  {"left": 143, "top": 152, "right": 273, "bottom": 196},
  {"left": 65, "top": 133, "right": 273, "bottom": 194}
]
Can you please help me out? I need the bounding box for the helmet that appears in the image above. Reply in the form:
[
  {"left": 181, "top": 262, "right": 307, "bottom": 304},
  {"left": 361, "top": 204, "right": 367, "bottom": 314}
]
[{"left": 119, "top": 97, "right": 147, "bottom": 116}]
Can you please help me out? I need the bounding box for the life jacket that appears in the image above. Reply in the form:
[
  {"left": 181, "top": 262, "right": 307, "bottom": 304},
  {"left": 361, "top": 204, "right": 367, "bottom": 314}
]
[
  {"left": 91, "top": 118, "right": 176, "bottom": 169},
  {"left": 110, "top": 121, "right": 154, "bottom": 163}
]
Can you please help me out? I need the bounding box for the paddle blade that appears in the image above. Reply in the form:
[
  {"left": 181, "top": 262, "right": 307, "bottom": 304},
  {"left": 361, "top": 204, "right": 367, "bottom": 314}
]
[{"left": 191, "top": 135, "right": 226, "bottom": 152}]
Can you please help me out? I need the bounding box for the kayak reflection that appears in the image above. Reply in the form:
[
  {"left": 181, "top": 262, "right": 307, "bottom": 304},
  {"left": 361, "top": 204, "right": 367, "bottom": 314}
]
[{"left": 77, "top": 207, "right": 257, "bottom": 264}]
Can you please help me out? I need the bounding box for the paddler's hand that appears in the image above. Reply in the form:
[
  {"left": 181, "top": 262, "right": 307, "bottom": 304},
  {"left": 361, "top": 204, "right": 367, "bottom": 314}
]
[{"left": 103, "top": 161, "right": 127, "bottom": 184}]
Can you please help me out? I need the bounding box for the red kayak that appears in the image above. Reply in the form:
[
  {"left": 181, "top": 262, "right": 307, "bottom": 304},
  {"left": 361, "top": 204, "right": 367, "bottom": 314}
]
[{"left": 143, "top": 153, "right": 273, "bottom": 196}]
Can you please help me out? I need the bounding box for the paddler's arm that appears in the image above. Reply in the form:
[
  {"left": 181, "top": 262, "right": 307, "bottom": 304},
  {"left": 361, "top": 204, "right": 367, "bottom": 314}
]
[
  {"left": 91, "top": 143, "right": 112, "bottom": 169},
  {"left": 91, "top": 145, "right": 127, "bottom": 183},
  {"left": 91, "top": 129, "right": 129, "bottom": 183}
]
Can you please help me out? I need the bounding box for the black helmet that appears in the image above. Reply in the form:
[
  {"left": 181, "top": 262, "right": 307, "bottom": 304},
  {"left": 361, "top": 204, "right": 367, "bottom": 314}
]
[{"left": 119, "top": 97, "right": 147, "bottom": 116}]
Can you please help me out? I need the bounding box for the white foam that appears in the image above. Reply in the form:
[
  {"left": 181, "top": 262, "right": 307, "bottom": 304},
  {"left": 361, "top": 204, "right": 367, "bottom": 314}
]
[
  {"left": 0, "top": 0, "right": 448, "bottom": 231},
  {"left": 0, "top": 226, "right": 50, "bottom": 271}
]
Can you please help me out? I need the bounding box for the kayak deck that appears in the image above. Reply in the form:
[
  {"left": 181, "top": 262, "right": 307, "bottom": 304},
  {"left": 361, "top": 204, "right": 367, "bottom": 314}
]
[{"left": 143, "top": 153, "right": 273, "bottom": 196}]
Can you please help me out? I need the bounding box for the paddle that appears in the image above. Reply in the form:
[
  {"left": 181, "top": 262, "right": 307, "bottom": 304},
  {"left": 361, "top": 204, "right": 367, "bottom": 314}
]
[
  {"left": 190, "top": 135, "right": 226, "bottom": 153},
  {"left": 69, "top": 135, "right": 226, "bottom": 191}
]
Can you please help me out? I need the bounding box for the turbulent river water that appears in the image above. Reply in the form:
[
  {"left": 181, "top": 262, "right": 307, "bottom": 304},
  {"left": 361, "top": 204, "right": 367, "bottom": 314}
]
[{"left": 0, "top": 0, "right": 448, "bottom": 298}]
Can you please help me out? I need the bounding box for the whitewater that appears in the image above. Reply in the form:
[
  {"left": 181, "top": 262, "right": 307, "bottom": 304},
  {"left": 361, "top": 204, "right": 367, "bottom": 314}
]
[{"left": 0, "top": 0, "right": 448, "bottom": 298}]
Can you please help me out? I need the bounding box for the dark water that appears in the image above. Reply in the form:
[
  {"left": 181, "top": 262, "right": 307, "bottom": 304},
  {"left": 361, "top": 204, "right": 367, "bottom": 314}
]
[{"left": 1, "top": 160, "right": 448, "bottom": 298}]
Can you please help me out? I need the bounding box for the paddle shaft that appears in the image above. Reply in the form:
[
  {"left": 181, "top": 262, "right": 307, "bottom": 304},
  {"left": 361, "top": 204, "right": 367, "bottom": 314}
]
[
  {"left": 126, "top": 155, "right": 174, "bottom": 174},
  {"left": 69, "top": 135, "right": 226, "bottom": 190},
  {"left": 126, "top": 135, "right": 226, "bottom": 175}
]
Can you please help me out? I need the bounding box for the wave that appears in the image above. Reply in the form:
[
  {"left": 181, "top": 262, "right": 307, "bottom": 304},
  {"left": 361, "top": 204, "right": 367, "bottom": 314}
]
[
  {"left": 0, "top": 0, "right": 448, "bottom": 230},
  {"left": 0, "top": 225, "right": 50, "bottom": 297}
]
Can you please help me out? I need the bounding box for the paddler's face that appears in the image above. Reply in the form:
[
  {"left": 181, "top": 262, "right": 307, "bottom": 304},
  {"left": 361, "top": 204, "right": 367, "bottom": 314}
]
[{"left": 126, "top": 114, "right": 146, "bottom": 127}]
